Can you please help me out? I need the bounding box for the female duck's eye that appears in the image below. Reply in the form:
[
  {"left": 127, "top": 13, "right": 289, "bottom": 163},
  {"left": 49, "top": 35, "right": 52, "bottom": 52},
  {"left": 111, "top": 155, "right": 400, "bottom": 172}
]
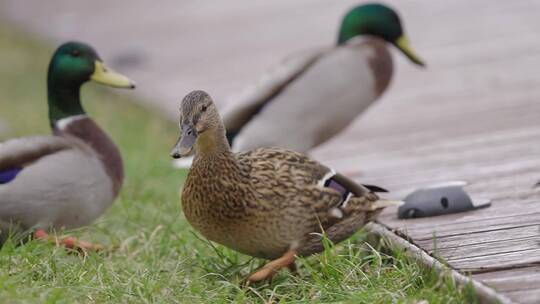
[
  {"left": 201, "top": 105, "right": 207, "bottom": 112},
  {"left": 71, "top": 50, "right": 80, "bottom": 57}
]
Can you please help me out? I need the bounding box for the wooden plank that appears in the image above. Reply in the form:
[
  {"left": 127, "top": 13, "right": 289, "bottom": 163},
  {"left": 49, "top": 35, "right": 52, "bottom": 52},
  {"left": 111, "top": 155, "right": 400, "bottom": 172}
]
[
  {"left": 438, "top": 237, "right": 540, "bottom": 262},
  {"left": 359, "top": 166, "right": 540, "bottom": 199},
  {"left": 322, "top": 145, "right": 540, "bottom": 185},
  {"left": 319, "top": 113, "right": 540, "bottom": 161},
  {"left": 358, "top": 82, "right": 540, "bottom": 130},
  {"left": 379, "top": 212, "right": 535, "bottom": 236},
  {"left": 328, "top": 139, "right": 540, "bottom": 175},
  {"left": 374, "top": 187, "right": 540, "bottom": 240},
  {"left": 415, "top": 225, "right": 540, "bottom": 251},
  {"left": 358, "top": 150, "right": 540, "bottom": 181},
  {"left": 365, "top": 178, "right": 540, "bottom": 219},
  {"left": 324, "top": 132, "right": 540, "bottom": 177},
  {"left": 317, "top": 102, "right": 540, "bottom": 150},
  {"left": 475, "top": 266, "right": 540, "bottom": 281},
  {"left": 503, "top": 289, "right": 540, "bottom": 304},
  {"left": 366, "top": 223, "right": 514, "bottom": 304},
  {"left": 447, "top": 248, "right": 540, "bottom": 273},
  {"left": 346, "top": 174, "right": 539, "bottom": 200},
  {"left": 400, "top": 213, "right": 540, "bottom": 240},
  {"left": 378, "top": 199, "right": 540, "bottom": 229},
  {"left": 338, "top": 89, "right": 540, "bottom": 132},
  {"left": 318, "top": 122, "right": 540, "bottom": 160},
  {"left": 317, "top": 124, "right": 540, "bottom": 172},
  {"left": 474, "top": 266, "right": 540, "bottom": 292}
]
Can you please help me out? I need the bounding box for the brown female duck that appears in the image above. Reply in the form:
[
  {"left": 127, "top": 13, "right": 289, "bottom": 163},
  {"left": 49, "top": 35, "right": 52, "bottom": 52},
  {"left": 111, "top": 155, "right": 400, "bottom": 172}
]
[{"left": 171, "top": 90, "right": 400, "bottom": 282}]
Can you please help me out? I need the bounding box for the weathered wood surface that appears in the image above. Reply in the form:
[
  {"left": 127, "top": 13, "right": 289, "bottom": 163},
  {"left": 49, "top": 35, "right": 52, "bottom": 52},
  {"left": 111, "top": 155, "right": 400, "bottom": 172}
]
[
  {"left": 475, "top": 267, "right": 540, "bottom": 292},
  {"left": 475, "top": 266, "right": 540, "bottom": 304},
  {"left": 2, "top": 0, "right": 540, "bottom": 302},
  {"left": 367, "top": 223, "right": 515, "bottom": 304},
  {"left": 309, "top": 0, "right": 540, "bottom": 301}
]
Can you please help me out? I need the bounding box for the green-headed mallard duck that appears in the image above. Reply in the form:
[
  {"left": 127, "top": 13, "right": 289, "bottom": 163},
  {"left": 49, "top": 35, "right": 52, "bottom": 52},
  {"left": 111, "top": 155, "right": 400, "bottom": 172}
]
[
  {"left": 223, "top": 3, "right": 424, "bottom": 152},
  {"left": 173, "top": 3, "right": 424, "bottom": 168},
  {"left": 0, "top": 42, "right": 135, "bottom": 249},
  {"left": 171, "top": 90, "right": 400, "bottom": 282}
]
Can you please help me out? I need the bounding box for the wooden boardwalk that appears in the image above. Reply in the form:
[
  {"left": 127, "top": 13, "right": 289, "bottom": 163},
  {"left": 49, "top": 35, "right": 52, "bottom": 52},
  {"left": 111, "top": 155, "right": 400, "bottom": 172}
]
[
  {"left": 2, "top": 0, "right": 540, "bottom": 302},
  {"left": 311, "top": 1, "right": 540, "bottom": 302}
]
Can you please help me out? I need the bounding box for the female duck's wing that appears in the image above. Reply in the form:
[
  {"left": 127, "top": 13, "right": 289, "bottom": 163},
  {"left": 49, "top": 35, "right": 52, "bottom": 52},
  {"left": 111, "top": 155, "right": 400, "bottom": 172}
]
[
  {"left": 331, "top": 173, "right": 388, "bottom": 195},
  {"left": 0, "top": 136, "right": 72, "bottom": 184},
  {"left": 238, "top": 147, "right": 388, "bottom": 237},
  {"left": 221, "top": 48, "right": 327, "bottom": 145},
  {"left": 241, "top": 147, "right": 395, "bottom": 215},
  {"left": 237, "top": 147, "right": 398, "bottom": 257},
  {"left": 240, "top": 147, "right": 386, "bottom": 201},
  {"left": 238, "top": 147, "right": 330, "bottom": 185}
]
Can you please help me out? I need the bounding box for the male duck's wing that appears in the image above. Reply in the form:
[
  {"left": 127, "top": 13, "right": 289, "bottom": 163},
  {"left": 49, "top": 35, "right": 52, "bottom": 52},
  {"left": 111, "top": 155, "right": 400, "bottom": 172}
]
[
  {"left": 0, "top": 136, "right": 72, "bottom": 184},
  {"left": 222, "top": 48, "right": 327, "bottom": 144},
  {"left": 229, "top": 39, "right": 393, "bottom": 153}
]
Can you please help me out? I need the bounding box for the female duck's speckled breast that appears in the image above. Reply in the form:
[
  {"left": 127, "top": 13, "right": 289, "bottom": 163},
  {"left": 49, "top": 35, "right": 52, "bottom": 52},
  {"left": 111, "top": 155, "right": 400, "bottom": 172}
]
[
  {"left": 181, "top": 154, "right": 293, "bottom": 259},
  {"left": 182, "top": 155, "right": 250, "bottom": 241}
]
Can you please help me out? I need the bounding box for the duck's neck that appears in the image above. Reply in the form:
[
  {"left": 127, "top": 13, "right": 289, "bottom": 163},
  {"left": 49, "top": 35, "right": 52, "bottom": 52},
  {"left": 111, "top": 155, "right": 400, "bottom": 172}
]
[
  {"left": 47, "top": 73, "right": 85, "bottom": 128},
  {"left": 194, "top": 125, "right": 234, "bottom": 161}
]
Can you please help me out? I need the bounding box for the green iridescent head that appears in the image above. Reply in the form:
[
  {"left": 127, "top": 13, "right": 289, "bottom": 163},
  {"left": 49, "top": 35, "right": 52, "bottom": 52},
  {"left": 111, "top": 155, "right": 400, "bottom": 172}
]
[
  {"left": 337, "top": 3, "right": 425, "bottom": 66},
  {"left": 47, "top": 41, "right": 136, "bottom": 124}
]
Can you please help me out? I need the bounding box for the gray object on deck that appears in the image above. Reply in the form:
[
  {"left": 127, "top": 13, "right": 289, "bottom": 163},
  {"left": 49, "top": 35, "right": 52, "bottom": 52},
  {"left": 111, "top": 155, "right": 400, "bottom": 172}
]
[{"left": 398, "top": 181, "right": 491, "bottom": 219}]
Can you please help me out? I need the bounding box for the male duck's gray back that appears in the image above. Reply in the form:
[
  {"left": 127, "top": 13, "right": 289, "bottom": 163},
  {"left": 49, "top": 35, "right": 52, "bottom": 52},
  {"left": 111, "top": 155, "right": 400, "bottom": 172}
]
[
  {"left": 223, "top": 3, "right": 424, "bottom": 153},
  {"left": 0, "top": 132, "right": 114, "bottom": 232},
  {"left": 230, "top": 37, "right": 392, "bottom": 152}
]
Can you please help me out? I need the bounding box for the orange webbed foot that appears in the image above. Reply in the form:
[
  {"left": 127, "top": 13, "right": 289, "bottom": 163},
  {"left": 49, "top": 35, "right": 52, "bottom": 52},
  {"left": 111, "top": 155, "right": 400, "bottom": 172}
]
[
  {"left": 246, "top": 250, "right": 296, "bottom": 284},
  {"left": 34, "top": 229, "right": 103, "bottom": 252}
]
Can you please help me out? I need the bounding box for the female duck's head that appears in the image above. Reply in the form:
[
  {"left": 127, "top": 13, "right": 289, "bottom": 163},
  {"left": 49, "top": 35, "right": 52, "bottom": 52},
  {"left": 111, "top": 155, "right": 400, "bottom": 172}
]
[
  {"left": 337, "top": 3, "right": 425, "bottom": 66},
  {"left": 171, "top": 90, "right": 224, "bottom": 159},
  {"left": 47, "top": 41, "right": 136, "bottom": 124}
]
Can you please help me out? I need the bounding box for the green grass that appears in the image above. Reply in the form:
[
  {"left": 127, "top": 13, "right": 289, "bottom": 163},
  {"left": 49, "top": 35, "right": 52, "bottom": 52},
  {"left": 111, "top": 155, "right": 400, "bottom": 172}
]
[{"left": 0, "top": 25, "right": 476, "bottom": 303}]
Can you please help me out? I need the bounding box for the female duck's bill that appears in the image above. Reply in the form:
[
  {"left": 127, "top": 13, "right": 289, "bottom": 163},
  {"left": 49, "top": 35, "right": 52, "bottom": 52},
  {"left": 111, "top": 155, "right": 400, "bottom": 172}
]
[{"left": 171, "top": 124, "right": 197, "bottom": 159}]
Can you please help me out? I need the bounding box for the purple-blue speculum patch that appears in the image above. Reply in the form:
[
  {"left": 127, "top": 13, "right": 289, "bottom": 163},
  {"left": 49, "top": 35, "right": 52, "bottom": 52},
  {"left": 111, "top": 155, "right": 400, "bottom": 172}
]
[
  {"left": 0, "top": 167, "right": 22, "bottom": 184},
  {"left": 325, "top": 178, "right": 351, "bottom": 201}
]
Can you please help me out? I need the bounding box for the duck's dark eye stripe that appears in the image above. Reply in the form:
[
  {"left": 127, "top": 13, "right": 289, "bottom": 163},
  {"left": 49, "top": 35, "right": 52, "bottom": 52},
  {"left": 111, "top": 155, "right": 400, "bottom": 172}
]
[{"left": 201, "top": 105, "right": 207, "bottom": 112}]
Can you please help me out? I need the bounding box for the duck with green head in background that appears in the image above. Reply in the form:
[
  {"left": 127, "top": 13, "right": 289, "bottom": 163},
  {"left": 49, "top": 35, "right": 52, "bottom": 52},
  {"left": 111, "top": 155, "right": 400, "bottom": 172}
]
[
  {"left": 0, "top": 42, "right": 135, "bottom": 250},
  {"left": 171, "top": 90, "right": 401, "bottom": 283},
  {"left": 175, "top": 3, "right": 425, "bottom": 168}
]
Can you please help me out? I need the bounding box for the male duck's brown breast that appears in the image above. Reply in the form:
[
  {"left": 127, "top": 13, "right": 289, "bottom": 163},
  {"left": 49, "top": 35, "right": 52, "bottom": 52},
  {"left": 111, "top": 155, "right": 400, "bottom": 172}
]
[
  {"left": 360, "top": 38, "right": 393, "bottom": 96},
  {"left": 55, "top": 117, "right": 123, "bottom": 197}
]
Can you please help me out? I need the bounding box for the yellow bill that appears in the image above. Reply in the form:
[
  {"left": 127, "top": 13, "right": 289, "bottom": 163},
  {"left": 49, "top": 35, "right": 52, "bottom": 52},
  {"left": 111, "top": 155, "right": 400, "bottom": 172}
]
[
  {"left": 91, "top": 61, "right": 136, "bottom": 89},
  {"left": 395, "top": 36, "right": 425, "bottom": 67}
]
